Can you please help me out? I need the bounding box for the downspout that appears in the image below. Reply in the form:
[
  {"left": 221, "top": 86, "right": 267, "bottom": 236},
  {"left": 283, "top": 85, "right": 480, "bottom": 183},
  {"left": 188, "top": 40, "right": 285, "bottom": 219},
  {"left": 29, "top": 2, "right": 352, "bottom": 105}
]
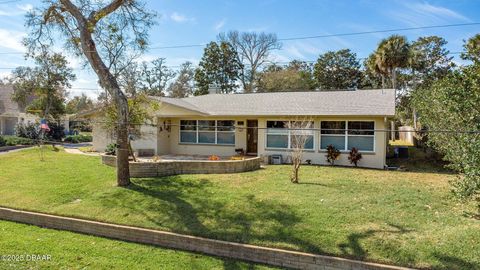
[{"left": 384, "top": 116, "right": 388, "bottom": 169}]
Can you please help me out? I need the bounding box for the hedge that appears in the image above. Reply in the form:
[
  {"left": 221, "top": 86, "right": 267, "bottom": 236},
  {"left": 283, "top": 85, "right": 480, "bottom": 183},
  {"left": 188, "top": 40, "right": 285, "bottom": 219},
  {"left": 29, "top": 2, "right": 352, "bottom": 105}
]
[{"left": 64, "top": 134, "right": 93, "bottom": 143}]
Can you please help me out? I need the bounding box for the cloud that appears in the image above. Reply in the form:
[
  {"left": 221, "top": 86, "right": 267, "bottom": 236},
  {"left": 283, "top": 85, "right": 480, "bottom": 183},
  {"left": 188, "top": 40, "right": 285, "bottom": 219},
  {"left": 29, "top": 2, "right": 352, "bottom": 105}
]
[
  {"left": 214, "top": 19, "right": 226, "bottom": 31},
  {"left": 388, "top": 2, "right": 470, "bottom": 27},
  {"left": 0, "top": 4, "right": 32, "bottom": 16},
  {"left": 0, "top": 28, "right": 25, "bottom": 52},
  {"left": 170, "top": 12, "right": 194, "bottom": 23}
]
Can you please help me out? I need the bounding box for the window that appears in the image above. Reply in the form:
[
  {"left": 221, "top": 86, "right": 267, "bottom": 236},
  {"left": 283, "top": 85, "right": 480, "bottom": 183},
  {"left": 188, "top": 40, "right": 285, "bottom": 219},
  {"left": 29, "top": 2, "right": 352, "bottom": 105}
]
[
  {"left": 266, "top": 121, "right": 314, "bottom": 150},
  {"left": 320, "top": 121, "right": 375, "bottom": 152},
  {"left": 347, "top": 121, "right": 374, "bottom": 151},
  {"left": 320, "top": 121, "right": 346, "bottom": 150},
  {"left": 180, "top": 120, "right": 235, "bottom": 145}
]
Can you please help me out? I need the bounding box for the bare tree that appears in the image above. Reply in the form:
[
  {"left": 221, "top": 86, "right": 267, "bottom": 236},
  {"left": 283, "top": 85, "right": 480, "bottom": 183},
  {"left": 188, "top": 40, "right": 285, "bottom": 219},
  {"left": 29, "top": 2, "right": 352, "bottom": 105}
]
[
  {"left": 286, "top": 118, "right": 314, "bottom": 183},
  {"left": 23, "top": 0, "right": 156, "bottom": 186},
  {"left": 219, "top": 31, "right": 281, "bottom": 93},
  {"left": 140, "top": 58, "right": 176, "bottom": 96}
]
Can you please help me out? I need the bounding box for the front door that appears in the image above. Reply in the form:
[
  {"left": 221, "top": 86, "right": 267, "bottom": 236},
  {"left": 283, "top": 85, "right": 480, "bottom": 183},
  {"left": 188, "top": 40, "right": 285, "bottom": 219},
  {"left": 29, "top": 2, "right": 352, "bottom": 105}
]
[{"left": 246, "top": 120, "right": 258, "bottom": 155}]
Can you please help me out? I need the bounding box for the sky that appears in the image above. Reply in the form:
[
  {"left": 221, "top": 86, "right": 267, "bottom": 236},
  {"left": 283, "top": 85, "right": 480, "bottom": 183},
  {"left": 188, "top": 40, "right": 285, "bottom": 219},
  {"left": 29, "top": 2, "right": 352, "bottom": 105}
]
[{"left": 0, "top": 0, "right": 479, "bottom": 99}]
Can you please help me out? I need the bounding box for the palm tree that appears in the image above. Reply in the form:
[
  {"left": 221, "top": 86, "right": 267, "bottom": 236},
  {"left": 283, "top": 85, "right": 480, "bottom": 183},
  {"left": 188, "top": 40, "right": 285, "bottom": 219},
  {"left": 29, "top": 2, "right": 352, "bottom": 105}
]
[{"left": 373, "top": 35, "right": 410, "bottom": 90}]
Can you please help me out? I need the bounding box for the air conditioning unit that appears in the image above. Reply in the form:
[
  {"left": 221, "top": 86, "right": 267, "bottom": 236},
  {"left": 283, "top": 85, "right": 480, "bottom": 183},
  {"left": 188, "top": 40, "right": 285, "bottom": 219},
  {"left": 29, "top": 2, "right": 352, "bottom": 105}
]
[{"left": 270, "top": 155, "right": 283, "bottom": 165}]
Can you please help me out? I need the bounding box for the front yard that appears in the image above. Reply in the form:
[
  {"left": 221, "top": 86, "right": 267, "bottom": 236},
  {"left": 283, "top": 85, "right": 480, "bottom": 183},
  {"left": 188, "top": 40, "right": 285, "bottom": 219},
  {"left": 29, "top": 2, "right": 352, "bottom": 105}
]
[
  {"left": 0, "top": 220, "right": 273, "bottom": 270},
  {"left": 0, "top": 147, "right": 478, "bottom": 269}
]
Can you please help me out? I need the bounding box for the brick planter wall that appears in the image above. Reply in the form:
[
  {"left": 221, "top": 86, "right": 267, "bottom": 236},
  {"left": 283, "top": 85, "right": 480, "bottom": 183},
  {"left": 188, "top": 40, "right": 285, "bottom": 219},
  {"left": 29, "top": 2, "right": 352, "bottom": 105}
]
[
  {"left": 101, "top": 155, "right": 261, "bottom": 177},
  {"left": 0, "top": 207, "right": 412, "bottom": 270}
]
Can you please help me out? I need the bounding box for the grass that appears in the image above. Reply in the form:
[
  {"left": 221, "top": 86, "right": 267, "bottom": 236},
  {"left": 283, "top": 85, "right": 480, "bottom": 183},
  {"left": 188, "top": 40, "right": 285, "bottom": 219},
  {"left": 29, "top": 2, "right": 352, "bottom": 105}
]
[
  {"left": 0, "top": 220, "right": 274, "bottom": 270},
  {"left": 0, "top": 147, "right": 479, "bottom": 269}
]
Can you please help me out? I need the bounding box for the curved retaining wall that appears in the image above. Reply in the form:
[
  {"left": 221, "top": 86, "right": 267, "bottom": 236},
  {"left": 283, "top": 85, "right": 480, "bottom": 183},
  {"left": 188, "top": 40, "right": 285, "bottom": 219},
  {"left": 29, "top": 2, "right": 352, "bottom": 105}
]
[{"left": 102, "top": 155, "right": 261, "bottom": 177}]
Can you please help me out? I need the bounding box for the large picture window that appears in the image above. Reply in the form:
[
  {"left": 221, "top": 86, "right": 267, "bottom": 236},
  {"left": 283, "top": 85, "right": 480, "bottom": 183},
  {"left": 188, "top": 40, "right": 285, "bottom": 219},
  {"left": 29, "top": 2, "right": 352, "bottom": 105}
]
[
  {"left": 320, "top": 121, "right": 375, "bottom": 152},
  {"left": 266, "top": 121, "right": 314, "bottom": 150},
  {"left": 180, "top": 120, "right": 235, "bottom": 145}
]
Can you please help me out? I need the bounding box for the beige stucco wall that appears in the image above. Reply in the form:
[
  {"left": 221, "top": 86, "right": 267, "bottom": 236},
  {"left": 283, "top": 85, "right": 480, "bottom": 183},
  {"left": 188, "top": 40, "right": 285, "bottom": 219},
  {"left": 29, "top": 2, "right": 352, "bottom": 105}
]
[
  {"left": 89, "top": 101, "right": 388, "bottom": 168},
  {"left": 165, "top": 117, "right": 247, "bottom": 157},
  {"left": 160, "top": 115, "right": 387, "bottom": 169},
  {"left": 256, "top": 116, "right": 387, "bottom": 169}
]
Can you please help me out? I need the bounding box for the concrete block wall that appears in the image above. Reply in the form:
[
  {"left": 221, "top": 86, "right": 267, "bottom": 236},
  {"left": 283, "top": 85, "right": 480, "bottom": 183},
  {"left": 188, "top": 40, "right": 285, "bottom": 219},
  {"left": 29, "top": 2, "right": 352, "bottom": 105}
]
[
  {"left": 0, "top": 207, "right": 412, "bottom": 270},
  {"left": 101, "top": 155, "right": 262, "bottom": 178}
]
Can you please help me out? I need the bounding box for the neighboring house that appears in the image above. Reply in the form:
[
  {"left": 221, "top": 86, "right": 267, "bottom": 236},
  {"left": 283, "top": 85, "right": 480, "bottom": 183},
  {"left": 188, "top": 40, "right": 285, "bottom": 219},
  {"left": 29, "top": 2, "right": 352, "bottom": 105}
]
[
  {"left": 0, "top": 85, "right": 38, "bottom": 135},
  {"left": 88, "top": 89, "right": 395, "bottom": 169}
]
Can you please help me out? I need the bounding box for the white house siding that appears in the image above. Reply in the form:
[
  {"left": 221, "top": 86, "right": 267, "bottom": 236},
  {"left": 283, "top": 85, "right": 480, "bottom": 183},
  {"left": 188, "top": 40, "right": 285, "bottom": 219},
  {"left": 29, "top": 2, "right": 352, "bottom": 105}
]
[{"left": 92, "top": 121, "right": 114, "bottom": 152}]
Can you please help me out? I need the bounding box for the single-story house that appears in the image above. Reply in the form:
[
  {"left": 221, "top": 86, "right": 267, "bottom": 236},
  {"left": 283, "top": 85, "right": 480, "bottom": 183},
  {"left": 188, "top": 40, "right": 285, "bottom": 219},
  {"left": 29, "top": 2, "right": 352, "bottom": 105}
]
[
  {"left": 89, "top": 89, "right": 395, "bottom": 169},
  {"left": 0, "top": 85, "right": 38, "bottom": 135}
]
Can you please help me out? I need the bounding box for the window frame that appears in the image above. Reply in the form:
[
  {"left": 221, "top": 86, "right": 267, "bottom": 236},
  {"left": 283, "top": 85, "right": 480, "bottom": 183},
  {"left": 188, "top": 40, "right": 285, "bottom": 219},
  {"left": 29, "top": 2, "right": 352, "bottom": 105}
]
[
  {"left": 179, "top": 120, "right": 235, "bottom": 145},
  {"left": 319, "top": 120, "right": 375, "bottom": 153},
  {"left": 265, "top": 120, "right": 315, "bottom": 150}
]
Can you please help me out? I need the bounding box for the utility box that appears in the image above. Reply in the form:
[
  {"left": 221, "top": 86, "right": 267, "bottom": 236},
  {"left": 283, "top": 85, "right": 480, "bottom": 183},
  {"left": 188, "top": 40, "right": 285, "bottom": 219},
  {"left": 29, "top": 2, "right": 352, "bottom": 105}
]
[{"left": 270, "top": 155, "right": 283, "bottom": 165}]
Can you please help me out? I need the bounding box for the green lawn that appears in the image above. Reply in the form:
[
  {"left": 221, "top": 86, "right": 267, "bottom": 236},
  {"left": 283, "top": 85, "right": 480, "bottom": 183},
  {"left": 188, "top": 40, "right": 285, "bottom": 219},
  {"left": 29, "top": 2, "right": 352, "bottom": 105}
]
[
  {"left": 0, "top": 147, "right": 479, "bottom": 269},
  {"left": 0, "top": 220, "right": 273, "bottom": 270}
]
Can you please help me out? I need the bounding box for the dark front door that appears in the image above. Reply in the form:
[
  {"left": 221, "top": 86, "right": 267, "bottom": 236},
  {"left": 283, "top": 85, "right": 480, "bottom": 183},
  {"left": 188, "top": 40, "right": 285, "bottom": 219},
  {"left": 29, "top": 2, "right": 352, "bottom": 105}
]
[{"left": 246, "top": 120, "right": 258, "bottom": 155}]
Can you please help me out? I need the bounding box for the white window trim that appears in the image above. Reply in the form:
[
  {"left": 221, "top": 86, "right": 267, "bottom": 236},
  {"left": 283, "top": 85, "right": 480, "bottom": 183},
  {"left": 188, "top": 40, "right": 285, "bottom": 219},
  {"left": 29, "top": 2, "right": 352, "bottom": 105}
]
[
  {"left": 265, "top": 120, "right": 315, "bottom": 150},
  {"left": 319, "top": 120, "right": 376, "bottom": 153},
  {"left": 179, "top": 120, "right": 235, "bottom": 145}
]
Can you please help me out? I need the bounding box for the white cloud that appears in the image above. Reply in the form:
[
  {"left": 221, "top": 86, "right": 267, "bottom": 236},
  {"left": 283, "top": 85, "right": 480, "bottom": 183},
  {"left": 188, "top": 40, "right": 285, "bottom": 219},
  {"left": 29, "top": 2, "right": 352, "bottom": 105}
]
[
  {"left": 170, "top": 12, "right": 194, "bottom": 23},
  {"left": 214, "top": 19, "right": 226, "bottom": 31},
  {"left": 16, "top": 4, "right": 33, "bottom": 12},
  {"left": 389, "top": 2, "right": 470, "bottom": 27},
  {"left": 0, "top": 3, "right": 32, "bottom": 16},
  {"left": 0, "top": 28, "right": 25, "bottom": 52}
]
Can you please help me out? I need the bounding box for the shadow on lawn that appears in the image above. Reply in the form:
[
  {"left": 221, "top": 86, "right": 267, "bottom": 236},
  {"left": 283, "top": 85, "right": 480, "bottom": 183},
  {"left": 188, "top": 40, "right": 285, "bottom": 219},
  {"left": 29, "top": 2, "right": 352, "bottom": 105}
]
[
  {"left": 100, "top": 176, "right": 323, "bottom": 256},
  {"left": 338, "top": 223, "right": 414, "bottom": 261},
  {"left": 431, "top": 253, "right": 479, "bottom": 270}
]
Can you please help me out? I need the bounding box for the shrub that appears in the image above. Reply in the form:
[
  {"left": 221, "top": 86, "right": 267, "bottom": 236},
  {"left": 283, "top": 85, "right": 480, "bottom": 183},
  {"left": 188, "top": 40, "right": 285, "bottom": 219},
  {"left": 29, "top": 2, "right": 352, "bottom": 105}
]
[
  {"left": 105, "top": 143, "right": 118, "bottom": 155},
  {"left": 64, "top": 134, "right": 93, "bottom": 143},
  {"left": 4, "top": 136, "right": 35, "bottom": 146},
  {"left": 348, "top": 147, "right": 363, "bottom": 167},
  {"left": 326, "top": 145, "right": 340, "bottom": 165},
  {"left": 15, "top": 121, "right": 65, "bottom": 141},
  {"left": 15, "top": 122, "right": 39, "bottom": 140},
  {"left": 0, "top": 136, "right": 5, "bottom": 147}
]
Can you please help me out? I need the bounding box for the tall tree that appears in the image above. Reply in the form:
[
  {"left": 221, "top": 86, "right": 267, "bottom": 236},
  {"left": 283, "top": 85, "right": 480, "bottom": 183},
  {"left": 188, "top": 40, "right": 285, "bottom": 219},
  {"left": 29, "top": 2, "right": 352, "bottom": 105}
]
[
  {"left": 194, "top": 41, "right": 242, "bottom": 95},
  {"left": 409, "top": 36, "right": 453, "bottom": 88},
  {"left": 139, "top": 58, "right": 176, "bottom": 96},
  {"left": 168, "top": 61, "right": 195, "bottom": 98},
  {"left": 313, "top": 49, "right": 362, "bottom": 90},
  {"left": 218, "top": 31, "right": 281, "bottom": 93},
  {"left": 10, "top": 52, "right": 75, "bottom": 120},
  {"left": 362, "top": 53, "right": 384, "bottom": 89},
  {"left": 257, "top": 61, "right": 315, "bottom": 92},
  {"left": 374, "top": 35, "right": 410, "bottom": 90},
  {"left": 461, "top": 33, "right": 480, "bottom": 64},
  {"left": 24, "top": 0, "right": 156, "bottom": 186},
  {"left": 66, "top": 93, "right": 94, "bottom": 114}
]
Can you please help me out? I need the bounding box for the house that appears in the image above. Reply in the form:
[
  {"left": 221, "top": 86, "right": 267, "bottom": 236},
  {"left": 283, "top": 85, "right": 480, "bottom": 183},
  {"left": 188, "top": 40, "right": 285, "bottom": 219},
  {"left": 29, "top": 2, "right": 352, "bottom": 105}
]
[
  {"left": 0, "top": 85, "right": 38, "bottom": 135},
  {"left": 89, "top": 89, "right": 395, "bottom": 169}
]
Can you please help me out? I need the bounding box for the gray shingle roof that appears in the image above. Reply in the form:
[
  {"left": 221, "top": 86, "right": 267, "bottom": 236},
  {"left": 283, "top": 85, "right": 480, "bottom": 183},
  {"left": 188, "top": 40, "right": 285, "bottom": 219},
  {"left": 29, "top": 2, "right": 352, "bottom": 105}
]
[{"left": 158, "top": 89, "right": 395, "bottom": 117}]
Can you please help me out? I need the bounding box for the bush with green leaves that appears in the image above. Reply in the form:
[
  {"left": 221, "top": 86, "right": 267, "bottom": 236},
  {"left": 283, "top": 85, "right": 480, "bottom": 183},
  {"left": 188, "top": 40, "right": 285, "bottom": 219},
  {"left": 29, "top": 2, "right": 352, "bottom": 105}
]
[
  {"left": 413, "top": 65, "right": 480, "bottom": 204},
  {"left": 15, "top": 122, "right": 39, "bottom": 140},
  {"left": 105, "top": 143, "right": 118, "bottom": 155},
  {"left": 64, "top": 134, "right": 93, "bottom": 143},
  {"left": 325, "top": 145, "right": 341, "bottom": 165},
  {"left": 3, "top": 136, "right": 35, "bottom": 146},
  {"left": 0, "top": 136, "right": 5, "bottom": 147}
]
